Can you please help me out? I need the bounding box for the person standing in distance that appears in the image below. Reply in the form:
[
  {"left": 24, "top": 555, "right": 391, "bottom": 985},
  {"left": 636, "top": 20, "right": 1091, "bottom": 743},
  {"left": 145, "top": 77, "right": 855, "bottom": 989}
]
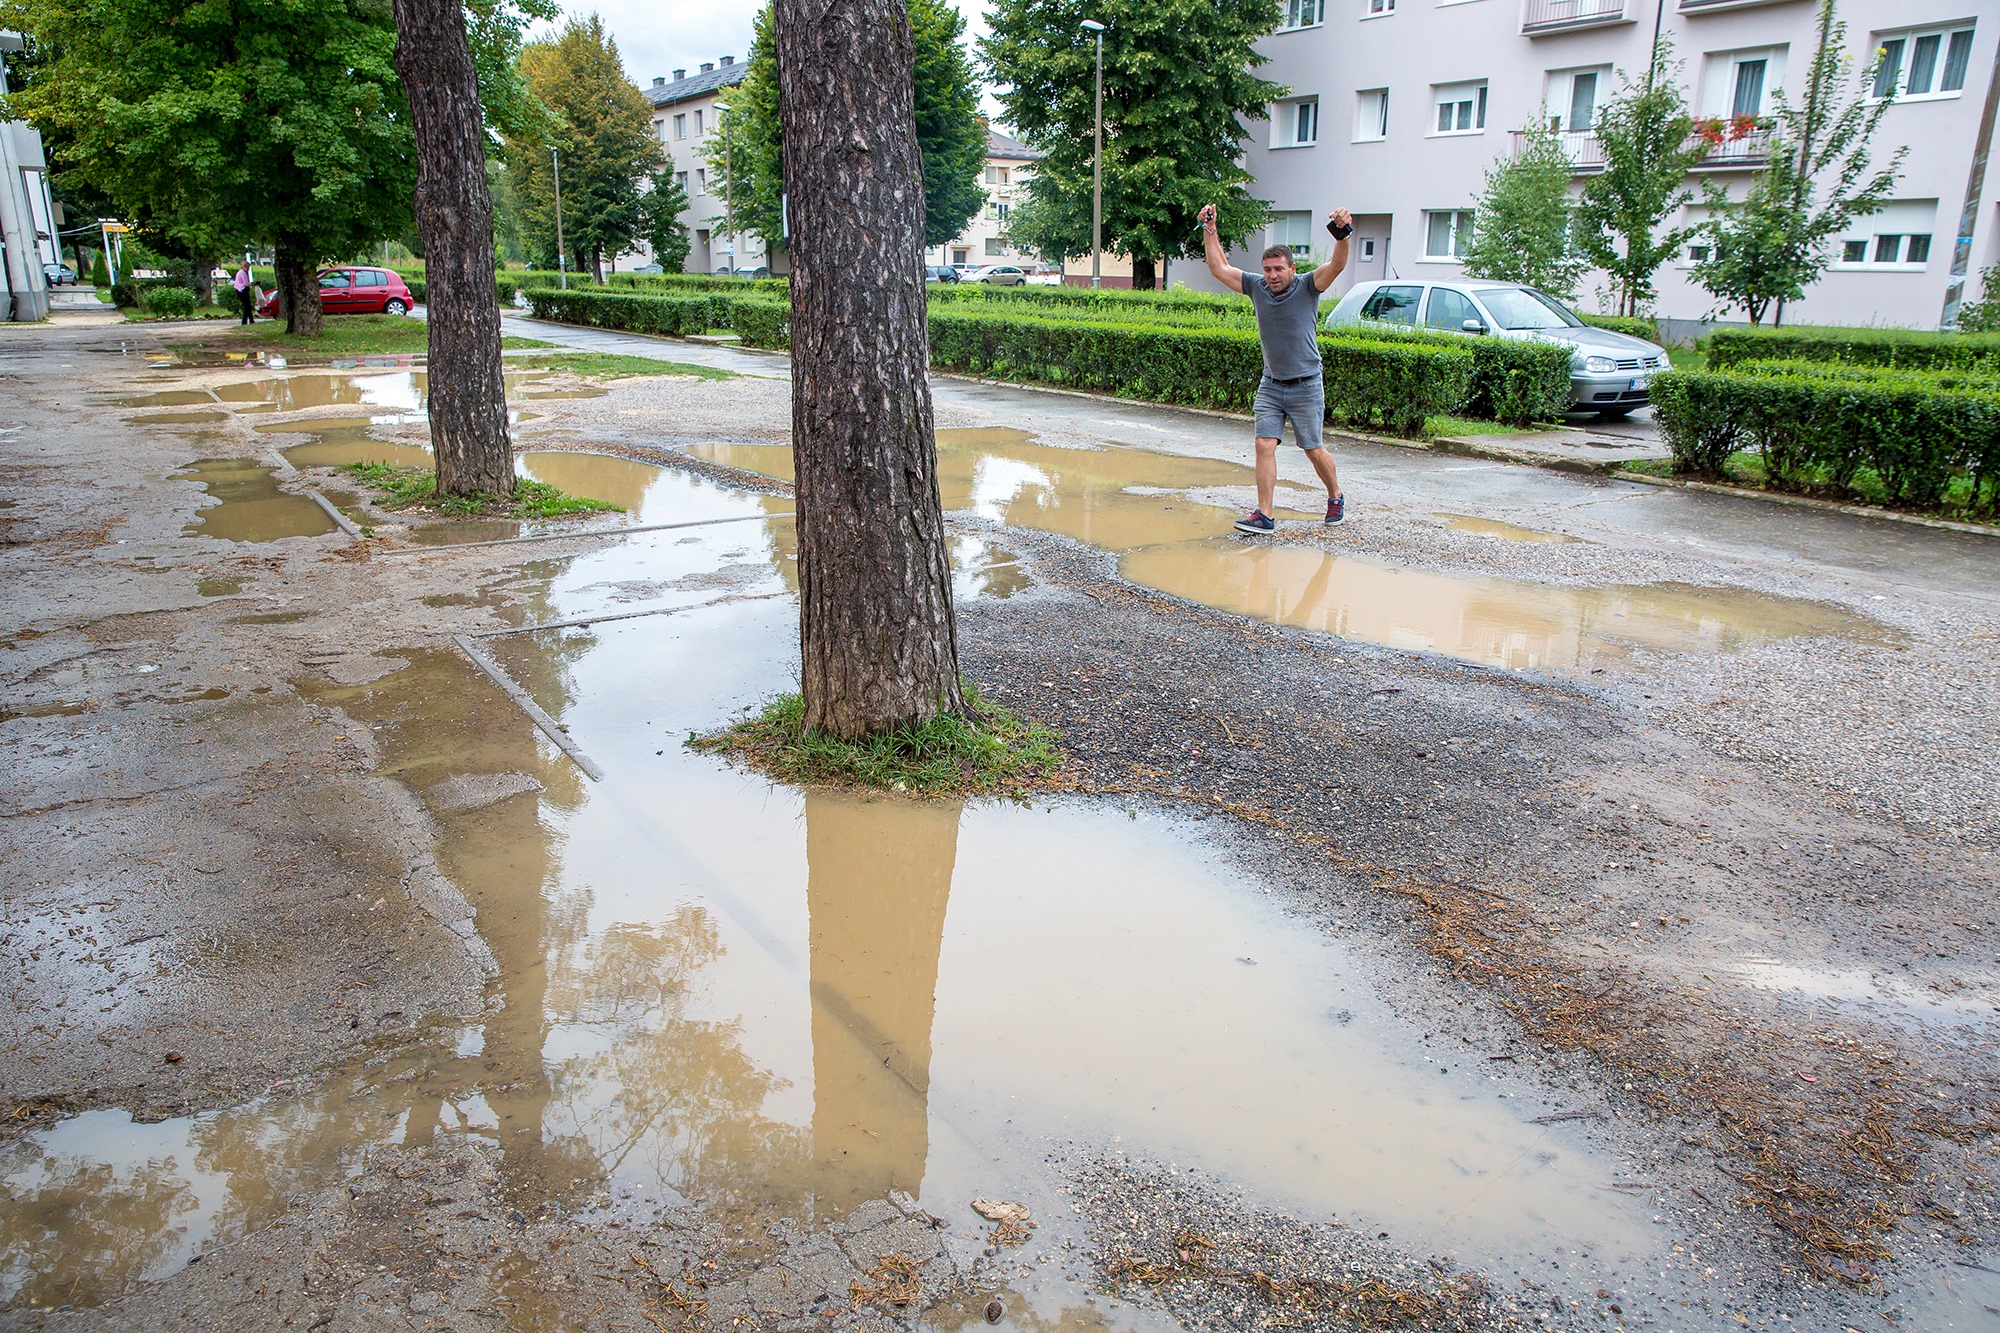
[{"left": 1198, "top": 203, "right": 1353, "bottom": 532}]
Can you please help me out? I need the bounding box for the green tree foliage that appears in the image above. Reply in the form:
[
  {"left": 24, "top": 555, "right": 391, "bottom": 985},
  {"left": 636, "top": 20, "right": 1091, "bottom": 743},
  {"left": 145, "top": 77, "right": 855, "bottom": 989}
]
[
  {"left": 504, "top": 15, "right": 664, "bottom": 281},
  {"left": 640, "top": 175, "right": 693, "bottom": 273},
  {"left": 1958, "top": 265, "right": 2000, "bottom": 334},
  {"left": 1693, "top": 0, "right": 1902, "bottom": 325},
  {"left": 712, "top": 0, "right": 984, "bottom": 255},
  {"left": 982, "top": 0, "right": 1283, "bottom": 288},
  {"left": 1461, "top": 122, "right": 1587, "bottom": 301},
  {"left": 0, "top": 0, "right": 413, "bottom": 312},
  {"left": 1574, "top": 39, "right": 1711, "bottom": 317}
]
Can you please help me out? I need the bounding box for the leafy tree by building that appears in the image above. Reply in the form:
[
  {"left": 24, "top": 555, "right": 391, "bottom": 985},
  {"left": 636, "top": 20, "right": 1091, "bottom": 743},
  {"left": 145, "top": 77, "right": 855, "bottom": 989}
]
[
  {"left": 982, "top": 0, "right": 1282, "bottom": 289},
  {"left": 711, "top": 0, "right": 984, "bottom": 258},
  {"left": 1692, "top": 0, "right": 1901, "bottom": 325},
  {"left": 639, "top": 176, "right": 693, "bottom": 273},
  {"left": 1461, "top": 122, "right": 1587, "bottom": 301},
  {"left": 1573, "top": 39, "right": 1711, "bottom": 318},
  {"left": 504, "top": 16, "right": 663, "bottom": 282},
  {"left": 0, "top": 0, "right": 414, "bottom": 334},
  {"left": 775, "top": 0, "right": 963, "bottom": 736}
]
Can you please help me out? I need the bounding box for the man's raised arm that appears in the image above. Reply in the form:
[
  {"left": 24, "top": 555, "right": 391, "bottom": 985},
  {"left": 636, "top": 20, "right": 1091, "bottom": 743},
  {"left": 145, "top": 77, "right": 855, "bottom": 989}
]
[
  {"left": 1199, "top": 204, "right": 1245, "bottom": 295},
  {"left": 1310, "top": 208, "right": 1354, "bottom": 294}
]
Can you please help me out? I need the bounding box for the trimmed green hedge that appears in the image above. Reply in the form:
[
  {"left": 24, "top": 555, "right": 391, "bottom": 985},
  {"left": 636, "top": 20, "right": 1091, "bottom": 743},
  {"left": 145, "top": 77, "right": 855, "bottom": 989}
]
[
  {"left": 1706, "top": 326, "right": 2000, "bottom": 372},
  {"left": 1333, "top": 324, "right": 1574, "bottom": 426},
  {"left": 1651, "top": 366, "right": 2000, "bottom": 512},
  {"left": 1581, "top": 313, "right": 1661, "bottom": 343}
]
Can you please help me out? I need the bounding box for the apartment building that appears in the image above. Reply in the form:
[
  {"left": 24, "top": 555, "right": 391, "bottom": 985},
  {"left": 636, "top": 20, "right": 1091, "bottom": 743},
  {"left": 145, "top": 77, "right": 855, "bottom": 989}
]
[
  {"left": 0, "top": 31, "right": 53, "bottom": 321},
  {"left": 641, "top": 57, "right": 779, "bottom": 276},
  {"left": 1183, "top": 0, "right": 1995, "bottom": 328},
  {"left": 928, "top": 130, "right": 1043, "bottom": 269}
]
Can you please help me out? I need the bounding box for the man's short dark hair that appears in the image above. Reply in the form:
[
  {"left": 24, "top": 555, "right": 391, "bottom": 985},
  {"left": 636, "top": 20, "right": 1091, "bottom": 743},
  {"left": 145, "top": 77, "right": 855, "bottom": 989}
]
[{"left": 1261, "top": 244, "right": 1295, "bottom": 266}]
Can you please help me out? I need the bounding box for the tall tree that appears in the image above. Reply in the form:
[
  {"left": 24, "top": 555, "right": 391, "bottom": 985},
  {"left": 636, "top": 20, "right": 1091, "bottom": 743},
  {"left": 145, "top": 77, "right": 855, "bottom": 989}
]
[
  {"left": 1, "top": 0, "right": 414, "bottom": 335},
  {"left": 1573, "top": 38, "right": 1711, "bottom": 318},
  {"left": 776, "top": 0, "right": 963, "bottom": 737},
  {"left": 1461, "top": 121, "right": 1587, "bottom": 301},
  {"left": 982, "top": 0, "right": 1282, "bottom": 289},
  {"left": 504, "top": 16, "right": 662, "bottom": 282},
  {"left": 712, "top": 0, "right": 984, "bottom": 255},
  {"left": 639, "top": 175, "right": 693, "bottom": 273},
  {"left": 1693, "top": 0, "right": 1902, "bottom": 325},
  {"left": 394, "top": 0, "right": 516, "bottom": 497}
]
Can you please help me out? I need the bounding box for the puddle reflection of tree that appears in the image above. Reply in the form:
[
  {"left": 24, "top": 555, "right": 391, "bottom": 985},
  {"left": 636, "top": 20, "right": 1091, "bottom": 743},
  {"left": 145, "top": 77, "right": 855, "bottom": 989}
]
[{"left": 0, "top": 1151, "right": 203, "bottom": 1309}]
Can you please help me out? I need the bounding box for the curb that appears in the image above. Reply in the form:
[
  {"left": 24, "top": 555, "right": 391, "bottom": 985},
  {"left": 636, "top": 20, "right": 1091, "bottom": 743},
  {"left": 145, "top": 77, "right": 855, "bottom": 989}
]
[
  {"left": 1430, "top": 435, "right": 1634, "bottom": 476},
  {"left": 1616, "top": 470, "right": 2000, "bottom": 538}
]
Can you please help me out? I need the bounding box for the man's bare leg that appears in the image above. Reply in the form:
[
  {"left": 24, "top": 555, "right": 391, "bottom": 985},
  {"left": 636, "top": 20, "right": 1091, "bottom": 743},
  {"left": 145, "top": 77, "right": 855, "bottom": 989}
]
[
  {"left": 1303, "top": 444, "right": 1342, "bottom": 499},
  {"left": 1255, "top": 437, "right": 1280, "bottom": 516}
]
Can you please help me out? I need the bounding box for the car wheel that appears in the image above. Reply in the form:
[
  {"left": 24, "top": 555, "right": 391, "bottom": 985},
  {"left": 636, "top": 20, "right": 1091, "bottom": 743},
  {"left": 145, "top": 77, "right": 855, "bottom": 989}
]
[{"left": 384, "top": 299, "right": 409, "bottom": 316}]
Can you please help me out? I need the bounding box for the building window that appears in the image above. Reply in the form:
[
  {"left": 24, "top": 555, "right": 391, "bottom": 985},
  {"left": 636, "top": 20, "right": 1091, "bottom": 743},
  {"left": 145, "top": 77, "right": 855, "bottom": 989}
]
[
  {"left": 996, "top": 202, "right": 1010, "bottom": 220},
  {"left": 1700, "top": 47, "right": 1785, "bottom": 118},
  {"left": 1355, "top": 88, "right": 1389, "bottom": 141},
  {"left": 1731, "top": 58, "right": 1767, "bottom": 118},
  {"left": 998, "top": 166, "right": 1010, "bottom": 185},
  {"left": 1365, "top": 0, "right": 1393, "bottom": 13},
  {"left": 1293, "top": 98, "right": 1319, "bottom": 144},
  {"left": 674, "top": 114, "right": 687, "bottom": 138},
  {"left": 696, "top": 168, "right": 707, "bottom": 193},
  {"left": 1281, "top": 0, "right": 1325, "bottom": 29},
  {"left": 985, "top": 165, "right": 999, "bottom": 183},
  {"left": 985, "top": 238, "right": 1004, "bottom": 256},
  {"left": 1424, "top": 209, "right": 1474, "bottom": 259},
  {"left": 694, "top": 109, "right": 705, "bottom": 135},
  {"left": 1546, "top": 67, "right": 1608, "bottom": 133},
  {"left": 1842, "top": 239, "right": 1867, "bottom": 263},
  {"left": 1271, "top": 211, "right": 1316, "bottom": 251},
  {"left": 1873, "top": 24, "right": 1976, "bottom": 100},
  {"left": 1432, "top": 82, "right": 1487, "bottom": 135},
  {"left": 1835, "top": 201, "right": 1939, "bottom": 269},
  {"left": 654, "top": 120, "right": 666, "bottom": 141},
  {"left": 675, "top": 171, "right": 689, "bottom": 192}
]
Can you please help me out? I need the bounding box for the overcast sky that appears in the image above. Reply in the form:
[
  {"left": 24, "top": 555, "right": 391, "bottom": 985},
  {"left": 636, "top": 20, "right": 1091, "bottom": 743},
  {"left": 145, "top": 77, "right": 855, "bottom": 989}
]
[{"left": 540, "top": 0, "right": 999, "bottom": 115}]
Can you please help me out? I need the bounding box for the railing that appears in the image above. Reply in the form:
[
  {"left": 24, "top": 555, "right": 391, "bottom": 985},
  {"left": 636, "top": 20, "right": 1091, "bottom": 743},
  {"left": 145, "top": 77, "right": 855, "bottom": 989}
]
[
  {"left": 1521, "top": 0, "right": 1630, "bottom": 35},
  {"left": 1679, "top": 0, "right": 1809, "bottom": 12},
  {"left": 1511, "top": 126, "right": 1777, "bottom": 173}
]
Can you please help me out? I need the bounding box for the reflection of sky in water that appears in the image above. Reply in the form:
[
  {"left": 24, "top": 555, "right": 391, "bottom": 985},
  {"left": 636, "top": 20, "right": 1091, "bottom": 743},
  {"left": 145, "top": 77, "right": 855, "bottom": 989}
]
[{"left": 969, "top": 455, "right": 1053, "bottom": 523}]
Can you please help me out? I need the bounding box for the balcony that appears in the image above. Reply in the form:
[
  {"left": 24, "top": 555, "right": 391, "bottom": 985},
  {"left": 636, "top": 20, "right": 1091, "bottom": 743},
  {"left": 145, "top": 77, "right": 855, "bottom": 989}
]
[
  {"left": 1521, "top": 0, "right": 1633, "bottom": 36},
  {"left": 1513, "top": 126, "right": 1776, "bottom": 172},
  {"left": 1679, "top": 0, "right": 1810, "bottom": 13}
]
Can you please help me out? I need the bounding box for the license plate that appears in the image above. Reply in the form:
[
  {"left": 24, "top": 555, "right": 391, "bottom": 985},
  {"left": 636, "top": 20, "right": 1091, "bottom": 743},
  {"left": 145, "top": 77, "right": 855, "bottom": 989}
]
[{"left": 1628, "top": 377, "right": 1646, "bottom": 391}]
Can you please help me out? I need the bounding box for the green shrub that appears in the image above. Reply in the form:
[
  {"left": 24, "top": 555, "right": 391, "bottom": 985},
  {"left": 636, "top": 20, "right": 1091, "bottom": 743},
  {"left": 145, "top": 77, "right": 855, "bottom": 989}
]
[
  {"left": 727, "top": 300, "right": 790, "bottom": 349},
  {"left": 109, "top": 281, "right": 139, "bottom": 308},
  {"left": 1580, "top": 313, "right": 1660, "bottom": 343},
  {"left": 1650, "top": 366, "right": 2000, "bottom": 511},
  {"left": 142, "top": 286, "right": 198, "bottom": 318},
  {"left": 1705, "top": 325, "right": 2000, "bottom": 372},
  {"left": 89, "top": 252, "right": 110, "bottom": 287},
  {"left": 1958, "top": 265, "right": 2000, "bottom": 334},
  {"left": 1329, "top": 324, "right": 1572, "bottom": 425}
]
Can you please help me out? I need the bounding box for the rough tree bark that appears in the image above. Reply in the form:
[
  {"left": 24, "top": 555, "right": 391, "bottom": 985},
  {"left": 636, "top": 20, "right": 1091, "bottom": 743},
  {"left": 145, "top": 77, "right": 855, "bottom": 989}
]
[
  {"left": 1132, "top": 256, "right": 1156, "bottom": 291},
  {"left": 775, "top": 0, "right": 964, "bottom": 739},
  {"left": 191, "top": 258, "right": 215, "bottom": 307},
  {"left": 393, "top": 0, "right": 515, "bottom": 496},
  {"left": 274, "top": 244, "right": 323, "bottom": 337}
]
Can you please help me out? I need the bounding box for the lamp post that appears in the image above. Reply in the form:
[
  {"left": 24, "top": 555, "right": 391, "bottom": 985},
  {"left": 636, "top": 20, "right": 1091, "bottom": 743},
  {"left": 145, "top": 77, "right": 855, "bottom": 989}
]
[
  {"left": 715, "top": 100, "right": 735, "bottom": 277},
  {"left": 551, "top": 145, "right": 568, "bottom": 288},
  {"left": 1080, "top": 19, "right": 1106, "bottom": 289}
]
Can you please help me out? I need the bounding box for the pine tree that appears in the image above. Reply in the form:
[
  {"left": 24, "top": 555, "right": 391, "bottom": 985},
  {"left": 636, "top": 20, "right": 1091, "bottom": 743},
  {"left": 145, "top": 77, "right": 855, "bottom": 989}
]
[{"left": 1461, "top": 122, "right": 1586, "bottom": 301}]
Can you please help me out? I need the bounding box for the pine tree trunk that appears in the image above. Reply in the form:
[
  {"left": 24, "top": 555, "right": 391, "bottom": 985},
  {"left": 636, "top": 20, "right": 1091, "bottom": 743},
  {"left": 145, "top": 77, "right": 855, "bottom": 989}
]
[
  {"left": 275, "top": 245, "right": 323, "bottom": 337},
  {"left": 776, "top": 0, "right": 964, "bottom": 740},
  {"left": 191, "top": 258, "right": 214, "bottom": 307},
  {"left": 393, "top": 0, "right": 515, "bottom": 498}
]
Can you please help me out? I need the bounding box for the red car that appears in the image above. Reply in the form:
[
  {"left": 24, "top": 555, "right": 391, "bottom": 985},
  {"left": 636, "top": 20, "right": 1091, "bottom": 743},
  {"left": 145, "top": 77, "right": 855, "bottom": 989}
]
[{"left": 257, "top": 266, "right": 414, "bottom": 318}]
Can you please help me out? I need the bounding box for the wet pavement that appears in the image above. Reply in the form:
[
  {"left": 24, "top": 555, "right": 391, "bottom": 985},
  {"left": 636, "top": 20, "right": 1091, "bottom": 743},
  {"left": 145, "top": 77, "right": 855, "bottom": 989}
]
[{"left": 6, "top": 316, "right": 2000, "bottom": 1331}]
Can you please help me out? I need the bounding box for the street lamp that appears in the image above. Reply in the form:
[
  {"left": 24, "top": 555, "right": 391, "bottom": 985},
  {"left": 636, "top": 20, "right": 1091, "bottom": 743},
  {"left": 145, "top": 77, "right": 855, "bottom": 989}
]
[
  {"left": 1080, "top": 19, "right": 1106, "bottom": 290},
  {"left": 551, "top": 145, "right": 568, "bottom": 288},
  {"left": 715, "top": 101, "right": 735, "bottom": 277}
]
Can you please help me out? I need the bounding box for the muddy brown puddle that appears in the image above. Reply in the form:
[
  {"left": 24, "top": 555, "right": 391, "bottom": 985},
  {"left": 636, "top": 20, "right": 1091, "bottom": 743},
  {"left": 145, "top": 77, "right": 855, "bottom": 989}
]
[
  {"left": 692, "top": 430, "right": 1886, "bottom": 673},
  {"left": 0, "top": 542, "right": 1661, "bottom": 1320},
  {"left": 174, "top": 458, "right": 336, "bottom": 543}
]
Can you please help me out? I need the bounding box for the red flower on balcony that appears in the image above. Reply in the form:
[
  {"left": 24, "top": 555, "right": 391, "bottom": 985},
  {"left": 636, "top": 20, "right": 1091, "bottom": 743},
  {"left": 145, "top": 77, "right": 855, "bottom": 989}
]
[
  {"left": 1727, "top": 113, "right": 1762, "bottom": 142},
  {"left": 1692, "top": 116, "right": 1727, "bottom": 146}
]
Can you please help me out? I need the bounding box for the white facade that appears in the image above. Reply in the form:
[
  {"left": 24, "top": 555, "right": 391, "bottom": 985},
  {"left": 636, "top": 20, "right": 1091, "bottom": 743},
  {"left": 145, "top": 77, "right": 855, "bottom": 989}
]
[
  {"left": 1182, "top": 0, "right": 1997, "bottom": 329},
  {"left": 928, "top": 130, "right": 1042, "bottom": 268},
  {"left": 0, "top": 31, "right": 53, "bottom": 321},
  {"left": 641, "top": 57, "right": 776, "bottom": 276}
]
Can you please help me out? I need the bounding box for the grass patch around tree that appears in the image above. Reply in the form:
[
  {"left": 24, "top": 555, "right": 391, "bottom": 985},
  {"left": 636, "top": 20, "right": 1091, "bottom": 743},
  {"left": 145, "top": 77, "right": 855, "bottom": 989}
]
[
  {"left": 510, "top": 351, "right": 734, "bottom": 381},
  {"left": 1423, "top": 414, "right": 1547, "bottom": 439},
  {"left": 337, "top": 461, "right": 622, "bottom": 519},
  {"left": 689, "top": 687, "right": 1062, "bottom": 798}
]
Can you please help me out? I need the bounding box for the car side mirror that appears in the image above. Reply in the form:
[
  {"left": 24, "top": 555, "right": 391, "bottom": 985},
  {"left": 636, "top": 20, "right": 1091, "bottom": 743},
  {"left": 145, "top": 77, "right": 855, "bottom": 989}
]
[{"left": 1461, "top": 319, "right": 1488, "bottom": 335}]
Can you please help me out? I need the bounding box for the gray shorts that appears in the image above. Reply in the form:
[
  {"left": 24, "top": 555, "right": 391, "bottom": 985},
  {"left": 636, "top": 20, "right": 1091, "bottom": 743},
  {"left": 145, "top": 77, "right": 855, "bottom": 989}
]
[{"left": 1253, "top": 373, "right": 1326, "bottom": 451}]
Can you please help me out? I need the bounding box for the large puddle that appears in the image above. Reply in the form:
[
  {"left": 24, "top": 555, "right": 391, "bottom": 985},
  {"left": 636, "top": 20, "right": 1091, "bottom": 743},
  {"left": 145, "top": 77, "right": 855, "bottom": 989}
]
[
  {"left": 1, "top": 575, "right": 1660, "bottom": 1314},
  {"left": 121, "top": 368, "right": 602, "bottom": 417},
  {"left": 690, "top": 429, "right": 1887, "bottom": 671},
  {"left": 174, "top": 458, "right": 336, "bottom": 543}
]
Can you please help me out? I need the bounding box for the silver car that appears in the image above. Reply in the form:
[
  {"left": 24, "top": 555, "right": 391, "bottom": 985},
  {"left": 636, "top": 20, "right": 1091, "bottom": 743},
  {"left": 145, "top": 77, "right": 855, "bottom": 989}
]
[{"left": 1324, "top": 279, "right": 1668, "bottom": 419}]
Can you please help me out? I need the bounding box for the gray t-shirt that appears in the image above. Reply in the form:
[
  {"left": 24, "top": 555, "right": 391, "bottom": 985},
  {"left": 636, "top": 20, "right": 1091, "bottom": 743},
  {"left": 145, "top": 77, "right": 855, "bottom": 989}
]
[{"left": 1244, "top": 272, "right": 1326, "bottom": 380}]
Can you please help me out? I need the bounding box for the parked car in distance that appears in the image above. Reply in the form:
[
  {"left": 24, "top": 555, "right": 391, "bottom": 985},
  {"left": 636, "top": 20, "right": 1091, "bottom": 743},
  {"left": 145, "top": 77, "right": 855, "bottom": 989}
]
[
  {"left": 1323, "top": 279, "right": 1668, "bottom": 419},
  {"left": 965, "top": 265, "right": 1027, "bottom": 286},
  {"left": 924, "top": 264, "right": 960, "bottom": 283},
  {"left": 631, "top": 262, "right": 665, "bottom": 274},
  {"left": 257, "top": 266, "right": 415, "bottom": 318},
  {"left": 42, "top": 262, "right": 77, "bottom": 286}
]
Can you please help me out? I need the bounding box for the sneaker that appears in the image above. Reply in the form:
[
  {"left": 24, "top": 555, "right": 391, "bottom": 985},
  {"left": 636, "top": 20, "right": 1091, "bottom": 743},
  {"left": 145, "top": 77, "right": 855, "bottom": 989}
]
[
  {"left": 1325, "top": 493, "right": 1346, "bottom": 525},
  {"left": 1234, "top": 510, "right": 1275, "bottom": 535}
]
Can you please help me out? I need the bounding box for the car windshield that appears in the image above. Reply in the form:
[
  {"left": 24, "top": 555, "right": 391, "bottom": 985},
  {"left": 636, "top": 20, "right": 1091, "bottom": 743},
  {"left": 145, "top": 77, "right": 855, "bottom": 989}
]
[{"left": 1473, "top": 286, "right": 1583, "bottom": 330}]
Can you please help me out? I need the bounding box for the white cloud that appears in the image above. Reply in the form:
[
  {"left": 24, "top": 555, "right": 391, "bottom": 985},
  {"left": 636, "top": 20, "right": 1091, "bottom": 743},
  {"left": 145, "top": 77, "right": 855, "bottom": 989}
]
[{"left": 535, "top": 0, "right": 1004, "bottom": 122}]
